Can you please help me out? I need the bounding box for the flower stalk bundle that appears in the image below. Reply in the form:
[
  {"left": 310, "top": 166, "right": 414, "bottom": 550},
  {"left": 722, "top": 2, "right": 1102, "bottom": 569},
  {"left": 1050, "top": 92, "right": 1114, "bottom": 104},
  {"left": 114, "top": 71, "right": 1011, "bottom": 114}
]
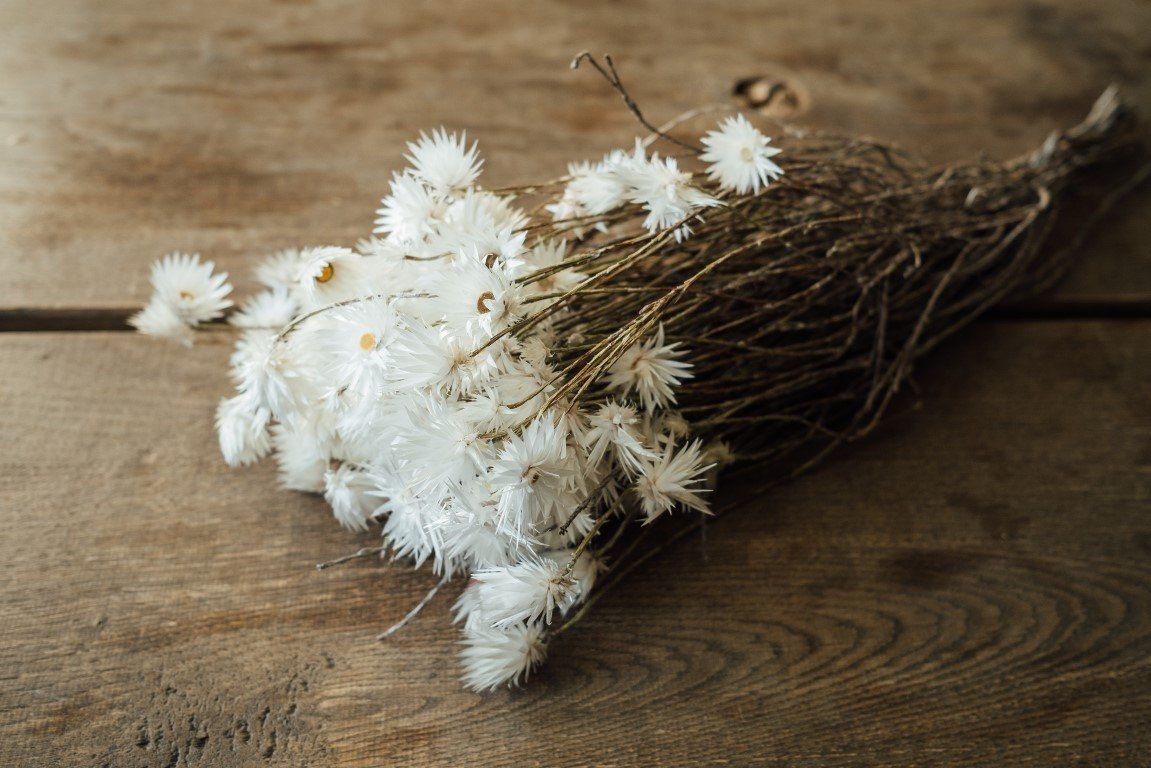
[{"left": 131, "top": 56, "right": 1140, "bottom": 691}]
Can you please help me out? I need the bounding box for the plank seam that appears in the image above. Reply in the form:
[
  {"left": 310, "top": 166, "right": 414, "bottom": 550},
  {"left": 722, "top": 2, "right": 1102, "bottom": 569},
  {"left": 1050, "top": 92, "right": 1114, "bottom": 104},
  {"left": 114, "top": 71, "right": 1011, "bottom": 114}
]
[{"left": 4, "top": 301, "right": 1151, "bottom": 332}]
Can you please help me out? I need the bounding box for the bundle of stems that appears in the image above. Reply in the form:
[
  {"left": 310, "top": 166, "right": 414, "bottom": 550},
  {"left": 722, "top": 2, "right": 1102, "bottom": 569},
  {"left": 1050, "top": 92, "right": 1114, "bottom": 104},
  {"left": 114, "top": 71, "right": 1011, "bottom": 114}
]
[
  {"left": 131, "top": 56, "right": 1142, "bottom": 691},
  {"left": 528, "top": 78, "right": 1137, "bottom": 469}
]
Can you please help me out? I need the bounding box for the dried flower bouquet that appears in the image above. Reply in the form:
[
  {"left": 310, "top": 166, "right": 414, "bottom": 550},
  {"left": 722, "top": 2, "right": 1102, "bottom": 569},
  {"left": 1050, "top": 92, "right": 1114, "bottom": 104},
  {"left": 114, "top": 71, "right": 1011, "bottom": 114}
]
[{"left": 132, "top": 55, "right": 1139, "bottom": 691}]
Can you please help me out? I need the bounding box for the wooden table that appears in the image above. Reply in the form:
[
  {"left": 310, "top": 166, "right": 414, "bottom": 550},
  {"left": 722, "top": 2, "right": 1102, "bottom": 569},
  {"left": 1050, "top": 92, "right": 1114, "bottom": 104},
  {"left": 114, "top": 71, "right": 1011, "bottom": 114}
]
[{"left": 3, "top": 1, "right": 1150, "bottom": 765}]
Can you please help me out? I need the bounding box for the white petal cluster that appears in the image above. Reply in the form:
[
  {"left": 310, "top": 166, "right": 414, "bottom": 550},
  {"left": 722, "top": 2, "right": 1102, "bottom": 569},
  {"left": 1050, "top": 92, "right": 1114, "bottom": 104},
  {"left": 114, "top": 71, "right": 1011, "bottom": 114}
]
[
  {"left": 130, "top": 253, "right": 232, "bottom": 345},
  {"left": 550, "top": 142, "right": 718, "bottom": 241},
  {"left": 635, "top": 438, "right": 715, "bottom": 523},
  {"left": 700, "top": 114, "right": 784, "bottom": 195},
  {"left": 132, "top": 117, "right": 781, "bottom": 691},
  {"left": 606, "top": 324, "right": 694, "bottom": 411},
  {"left": 459, "top": 623, "right": 547, "bottom": 692},
  {"left": 617, "top": 143, "right": 719, "bottom": 241}
]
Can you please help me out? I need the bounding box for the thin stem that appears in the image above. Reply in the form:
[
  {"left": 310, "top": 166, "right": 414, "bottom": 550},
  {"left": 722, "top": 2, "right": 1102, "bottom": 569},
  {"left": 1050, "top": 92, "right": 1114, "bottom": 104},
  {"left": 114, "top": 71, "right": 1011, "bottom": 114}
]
[{"left": 377, "top": 573, "right": 451, "bottom": 640}]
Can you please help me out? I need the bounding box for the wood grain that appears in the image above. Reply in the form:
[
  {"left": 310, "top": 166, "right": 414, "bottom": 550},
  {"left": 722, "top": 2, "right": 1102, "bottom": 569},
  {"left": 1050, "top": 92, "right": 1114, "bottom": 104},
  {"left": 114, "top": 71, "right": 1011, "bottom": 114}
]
[
  {"left": 3, "top": 1, "right": 1151, "bottom": 764},
  {"left": 1, "top": 322, "right": 1149, "bottom": 766},
  {"left": 0, "top": 0, "right": 1149, "bottom": 311}
]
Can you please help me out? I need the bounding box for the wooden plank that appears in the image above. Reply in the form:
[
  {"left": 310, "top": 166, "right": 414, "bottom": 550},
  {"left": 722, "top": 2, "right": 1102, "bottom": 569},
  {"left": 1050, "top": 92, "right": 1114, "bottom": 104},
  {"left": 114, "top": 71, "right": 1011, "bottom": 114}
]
[
  {"left": 0, "top": 0, "right": 1148, "bottom": 311},
  {"left": 1, "top": 322, "right": 1149, "bottom": 766}
]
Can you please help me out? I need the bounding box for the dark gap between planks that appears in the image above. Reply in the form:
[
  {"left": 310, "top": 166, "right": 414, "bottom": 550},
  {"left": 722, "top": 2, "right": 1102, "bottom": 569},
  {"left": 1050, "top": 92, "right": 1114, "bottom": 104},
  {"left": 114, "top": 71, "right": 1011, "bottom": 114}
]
[{"left": 2, "top": 300, "right": 1151, "bottom": 333}]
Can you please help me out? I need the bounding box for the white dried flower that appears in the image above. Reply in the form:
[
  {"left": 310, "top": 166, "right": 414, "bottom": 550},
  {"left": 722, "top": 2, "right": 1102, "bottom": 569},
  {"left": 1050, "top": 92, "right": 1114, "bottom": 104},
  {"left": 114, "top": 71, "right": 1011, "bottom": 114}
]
[
  {"left": 522, "top": 239, "right": 585, "bottom": 300},
  {"left": 550, "top": 154, "right": 628, "bottom": 222},
  {"left": 618, "top": 143, "right": 717, "bottom": 240},
  {"left": 215, "top": 394, "right": 272, "bottom": 467},
  {"left": 427, "top": 254, "right": 524, "bottom": 342},
  {"left": 229, "top": 330, "right": 302, "bottom": 417},
  {"left": 606, "top": 325, "right": 693, "bottom": 411},
  {"left": 256, "top": 247, "right": 308, "bottom": 290},
  {"left": 700, "top": 114, "right": 783, "bottom": 194},
  {"left": 374, "top": 172, "right": 446, "bottom": 243},
  {"left": 459, "top": 623, "right": 547, "bottom": 692},
  {"left": 470, "top": 556, "right": 574, "bottom": 628},
  {"left": 271, "top": 421, "right": 329, "bottom": 492},
  {"left": 131, "top": 123, "right": 736, "bottom": 693},
  {"left": 489, "top": 417, "right": 573, "bottom": 538},
  {"left": 635, "top": 438, "right": 714, "bottom": 522},
  {"left": 130, "top": 253, "right": 232, "bottom": 343},
  {"left": 405, "top": 128, "right": 483, "bottom": 195},
  {"left": 583, "top": 400, "right": 653, "bottom": 473},
  {"left": 295, "top": 246, "right": 373, "bottom": 308},
  {"left": 323, "top": 462, "right": 376, "bottom": 532},
  {"left": 129, "top": 297, "right": 194, "bottom": 346},
  {"left": 229, "top": 287, "right": 298, "bottom": 329},
  {"left": 314, "top": 299, "right": 396, "bottom": 395}
]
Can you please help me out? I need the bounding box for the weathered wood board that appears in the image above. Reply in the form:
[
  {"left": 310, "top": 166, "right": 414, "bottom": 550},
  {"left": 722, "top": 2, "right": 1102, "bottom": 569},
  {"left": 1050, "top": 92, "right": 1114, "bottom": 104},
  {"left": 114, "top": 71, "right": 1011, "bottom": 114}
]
[
  {"left": 1, "top": 324, "right": 1148, "bottom": 766},
  {"left": 3, "top": 0, "right": 1151, "bottom": 764},
  {"left": 1, "top": 0, "right": 1149, "bottom": 311}
]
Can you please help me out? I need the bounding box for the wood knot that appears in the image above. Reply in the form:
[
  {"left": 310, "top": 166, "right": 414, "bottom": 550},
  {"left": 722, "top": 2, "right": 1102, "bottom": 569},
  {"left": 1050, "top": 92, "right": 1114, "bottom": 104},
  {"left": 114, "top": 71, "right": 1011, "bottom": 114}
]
[{"left": 733, "top": 76, "right": 809, "bottom": 118}]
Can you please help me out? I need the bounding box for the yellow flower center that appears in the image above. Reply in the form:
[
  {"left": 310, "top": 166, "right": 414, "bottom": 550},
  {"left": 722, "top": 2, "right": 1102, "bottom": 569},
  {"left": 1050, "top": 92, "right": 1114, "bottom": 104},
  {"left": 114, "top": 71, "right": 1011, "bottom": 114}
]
[
  {"left": 359, "top": 332, "right": 377, "bottom": 351},
  {"left": 178, "top": 290, "right": 194, "bottom": 300},
  {"left": 316, "top": 263, "right": 334, "bottom": 283}
]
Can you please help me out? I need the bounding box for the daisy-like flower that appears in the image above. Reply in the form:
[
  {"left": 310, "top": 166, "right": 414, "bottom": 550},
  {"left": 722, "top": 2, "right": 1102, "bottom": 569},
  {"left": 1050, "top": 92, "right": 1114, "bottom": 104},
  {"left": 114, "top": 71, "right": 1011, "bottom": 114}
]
[
  {"left": 700, "top": 114, "right": 784, "bottom": 194},
  {"left": 323, "top": 462, "right": 376, "bottom": 532},
  {"left": 129, "top": 297, "right": 194, "bottom": 346},
  {"left": 443, "top": 188, "right": 530, "bottom": 234},
  {"left": 459, "top": 623, "right": 547, "bottom": 692},
  {"left": 521, "top": 239, "right": 585, "bottom": 302},
  {"left": 542, "top": 548, "right": 600, "bottom": 601},
  {"left": 374, "top": 172, "right": 446, "bottom": 244},
  {"left": 389, "top": 321, "right": 501, "bottom": 395},
  {"left": 129, "top": 121, "right": 756, "bottom": 693},
  {"left": 606, "top": 325, "right": 693, "bottom": 411},
  {"left": 256, "top": 247, "right": 308, "bottom": 290},
  {"left": 441, "top": 515, "right": 521, "bottom": 572},
  {"left": 635, "top": 438, "right": 715, "bottom": 522},
  {"left": 215, "top": 393, "right": 272, "bottom": 467},
  {"left": 295, "top": 246, "right": 373, "bottom": 308},
  {"left": 229, "top": 330, "right": 301, "bottom": 417},
  {"left": 617, "top": 143, "right": 717, "bottom": 241},
  {"left": 229, "top": 287, "right": 298, "bottom": 330},
  {"left": 582, "top": 400, "right": 653, "bottom": 473},
  {"left": 405, "top": 128, "right": 483, "bottom": 195},
  {"left": 130, "top": 253, "right": 233, "bottom": 344},
  {"left": 391, "top": 397, "right": 489, "bottom": 495},
  {"left": 151, "top": 252, "right": 233, "bottom": 322},
  {"left": 271, "top": 421, "right": 329, "bottom": 493},
  {"left": 428, "top": 196, "right": 527, "bottom": 269},
  {"left": 314, "top": 299, "right": 396, "bottom": 395},
  {"left": 469, "top": 556, "right": 575, "bottom": 628},
  {"left": 489, "top": 417, "right": 573, "bottom": 538},
  {"left": 548, "top": 153, "right": 628, "bottom": 226},
  {"left": 517, "top": 336, "right": 553, "bottom": 369},
  {"left": 427, "top": 253, "right": 523, "bottom": 342}
]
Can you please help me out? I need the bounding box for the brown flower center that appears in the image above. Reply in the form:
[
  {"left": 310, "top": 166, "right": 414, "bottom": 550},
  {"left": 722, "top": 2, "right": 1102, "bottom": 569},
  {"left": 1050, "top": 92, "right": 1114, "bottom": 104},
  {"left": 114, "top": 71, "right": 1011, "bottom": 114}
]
[{"left": 476, "top": 291, "right": 495, "bottom": 314}]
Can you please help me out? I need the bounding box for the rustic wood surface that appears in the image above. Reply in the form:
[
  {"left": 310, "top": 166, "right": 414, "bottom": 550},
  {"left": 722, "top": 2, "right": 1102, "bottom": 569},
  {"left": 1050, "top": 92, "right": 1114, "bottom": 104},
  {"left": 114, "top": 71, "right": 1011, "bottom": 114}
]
[
  {"left": 1, "top": 0, "right": 1150, "bottom": 311},
  {"left": 2, "top": 326, "right": 1150, "bottom": 766},
  {"left": 2, "top": 0, "right": 1151, "bottom": 765}
]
